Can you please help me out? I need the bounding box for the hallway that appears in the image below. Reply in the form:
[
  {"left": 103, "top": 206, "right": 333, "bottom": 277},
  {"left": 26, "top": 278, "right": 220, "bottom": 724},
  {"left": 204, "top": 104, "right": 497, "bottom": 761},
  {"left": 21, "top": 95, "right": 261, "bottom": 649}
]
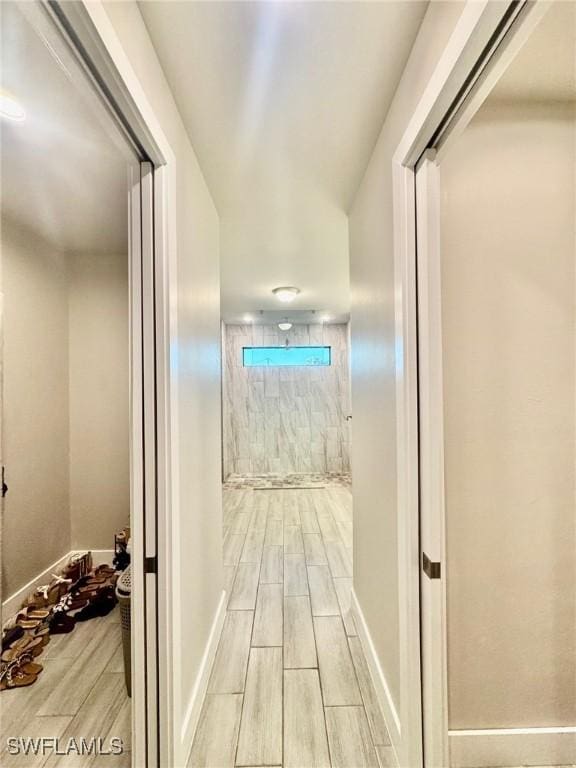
[{"left": 189, "top": 483, "right": 393, "bottom": 768}]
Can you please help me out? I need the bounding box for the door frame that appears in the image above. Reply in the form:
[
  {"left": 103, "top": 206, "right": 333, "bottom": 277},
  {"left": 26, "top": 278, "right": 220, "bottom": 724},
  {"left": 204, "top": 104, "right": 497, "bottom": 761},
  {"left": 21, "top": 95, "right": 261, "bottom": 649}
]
[
  {"left": 391, "top": 1, "right": 549, "bottom": 766},
  {"left": 44, "top": 1, "right": 181, "bottom": 765}
]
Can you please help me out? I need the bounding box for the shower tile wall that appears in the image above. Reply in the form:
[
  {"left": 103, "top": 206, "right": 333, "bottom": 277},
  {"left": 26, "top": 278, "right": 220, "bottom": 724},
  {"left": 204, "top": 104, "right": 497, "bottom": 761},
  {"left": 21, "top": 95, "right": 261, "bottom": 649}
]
[{"left": 223, "top": 323, "right": 351, "bottom": 476}]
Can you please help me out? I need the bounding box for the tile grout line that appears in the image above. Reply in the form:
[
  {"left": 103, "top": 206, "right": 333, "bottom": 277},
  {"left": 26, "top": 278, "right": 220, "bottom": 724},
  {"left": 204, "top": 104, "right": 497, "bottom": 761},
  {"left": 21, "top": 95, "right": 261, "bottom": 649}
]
[{"left": 234, "top": 488, "right": 269, "bottom": 768}]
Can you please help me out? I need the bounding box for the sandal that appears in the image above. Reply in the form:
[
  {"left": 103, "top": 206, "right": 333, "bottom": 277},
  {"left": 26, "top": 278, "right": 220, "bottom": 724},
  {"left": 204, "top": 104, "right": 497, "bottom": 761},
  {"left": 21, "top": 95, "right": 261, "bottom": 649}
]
[
  {"left": 1, "top": 635, "right": 44, "bottom": 662},
  {"left": 22, "top": 574, "right": 70, "bottom": 609},
  {"left": 11, "top": 650, "right": 43, "bottom": 676},
  {"left": 62, "top": 552, "right": 92, "bottom": 582},
  {"left": 94, "top": 564, "right": 116, "bottom": 578},
  {"left": 53, "top": 593, "right": 88, "bottom": 615},
  {"left": 0, "top": 659, "right": 38, "bottom": 691}
]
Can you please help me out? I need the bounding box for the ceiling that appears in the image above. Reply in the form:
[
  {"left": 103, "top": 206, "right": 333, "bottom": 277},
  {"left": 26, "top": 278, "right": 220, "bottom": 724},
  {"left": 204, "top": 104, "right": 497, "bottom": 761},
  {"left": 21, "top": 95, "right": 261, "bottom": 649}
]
[
  {"left": 1, "top": 2, "right": 130, "bottom": 256},
  {"left": 138, "top": 1, "right": 428, "bottom": 322},
  {"left": 489, "top": 1, "right": 576, "bottom": 104}
]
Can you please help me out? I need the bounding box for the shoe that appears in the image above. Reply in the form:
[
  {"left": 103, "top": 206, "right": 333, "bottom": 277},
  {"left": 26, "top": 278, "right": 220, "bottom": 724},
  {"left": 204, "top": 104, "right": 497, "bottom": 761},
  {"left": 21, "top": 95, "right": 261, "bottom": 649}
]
[
  {"left": 1, "top": 625, "right": 24, "bottom": 652},
  {"left": 0, "top": 658, "right": 38, "bottom": 691},
  {"left": 1, "top": 635, "right": 44, "bottom": 662},
  {"left": 75, "top": 585, "right": 117, "bottom": 622},
  {"left": 49, "top": 612, "right": 76, "bottom": 635}
]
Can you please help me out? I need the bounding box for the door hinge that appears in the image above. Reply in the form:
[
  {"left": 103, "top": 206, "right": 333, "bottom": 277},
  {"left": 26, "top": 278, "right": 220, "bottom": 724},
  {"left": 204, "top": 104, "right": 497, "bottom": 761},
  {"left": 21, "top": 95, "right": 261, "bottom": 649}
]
[
  {"left": 422, "top": 552, "right": 441, "bottom": 580},
  {"left": 1, "top": 466, "right": 7, "bottom": 498},
  {"left": 144, "top": 556, "right": 157, "bottom": 574}
]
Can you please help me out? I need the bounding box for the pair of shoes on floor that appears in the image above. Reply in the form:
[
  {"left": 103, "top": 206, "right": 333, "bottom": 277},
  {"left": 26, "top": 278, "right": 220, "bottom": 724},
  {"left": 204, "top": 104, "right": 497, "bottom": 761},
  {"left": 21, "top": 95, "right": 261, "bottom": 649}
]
[
  {"left": 52, "top": 583, "right": 117, "bottom": 624},
  {"left": 0, "top": 649, "right": 44, "bottom": 691},
  {"left": 1, "top": 634, "right": 45, "bottom": 662},
  {"left": 22, "top": 575, "right": 72, "bottom": 610}
]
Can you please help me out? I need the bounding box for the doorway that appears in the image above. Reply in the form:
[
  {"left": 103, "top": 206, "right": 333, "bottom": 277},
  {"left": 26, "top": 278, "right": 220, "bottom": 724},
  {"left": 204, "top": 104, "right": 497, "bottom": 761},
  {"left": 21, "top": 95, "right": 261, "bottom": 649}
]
[
  {"left": 0, "top": 3, "right": 159, "bottom": 766},
  {"left": 416, "top": 2, "right": 576, "bottom": 766}
]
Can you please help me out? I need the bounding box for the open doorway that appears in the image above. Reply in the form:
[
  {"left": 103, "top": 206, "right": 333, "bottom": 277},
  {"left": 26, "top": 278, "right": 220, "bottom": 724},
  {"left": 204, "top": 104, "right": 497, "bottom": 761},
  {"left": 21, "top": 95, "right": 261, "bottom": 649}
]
[{"left": 0, "top": 4, "right": 158, "bottom": 765}]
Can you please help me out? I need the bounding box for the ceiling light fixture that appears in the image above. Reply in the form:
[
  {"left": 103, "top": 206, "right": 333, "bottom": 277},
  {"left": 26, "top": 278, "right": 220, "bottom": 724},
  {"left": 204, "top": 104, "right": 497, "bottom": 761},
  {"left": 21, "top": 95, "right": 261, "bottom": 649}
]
[
  {"left": 0, "top": 92, "right": 25, "bottom": 122},
  {"left": 320, "top": 314, "right": 331, "bottom": 323},
  {"left": 278, "top": 321, "right": 292, "bottom": 331},
  {"left": 272, "top": 286, "right": 300, "bottom": 303}
]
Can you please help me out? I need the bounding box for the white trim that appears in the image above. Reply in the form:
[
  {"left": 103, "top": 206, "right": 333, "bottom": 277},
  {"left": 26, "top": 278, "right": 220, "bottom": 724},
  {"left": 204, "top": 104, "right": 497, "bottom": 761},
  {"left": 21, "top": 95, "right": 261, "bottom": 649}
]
[
  {"left": 415, "top": 152, "right": 448, "bottom": 768},
  {"left": 182, "top": 591, "right": 227, "bottom": 763},
  {"left": 351, "top": 589, "right": 401, "bottom": 759},
  {"left": 2, "top": 552, "right": 69, "bottom": 624},
  {"left": 449, "top": 727, "right": 576, "bottom": 768},
  {"left": 392, "top": 159, "right": 423, "bottom": 768},
  {"left": 2, "top": 549, "right": 114, "bottom": 623},
  {"left": 73, "top": 4, "right": 179, "bottom": 766}
]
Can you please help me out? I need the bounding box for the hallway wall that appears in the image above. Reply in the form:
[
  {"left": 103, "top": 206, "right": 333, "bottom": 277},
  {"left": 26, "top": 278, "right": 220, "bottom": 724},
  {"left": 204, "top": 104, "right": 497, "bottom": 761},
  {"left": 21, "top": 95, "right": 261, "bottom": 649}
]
[
  {"left": 222, "top": 323, "right": 351, "bottom": 477},
  {"left": 102, "top": 3, "right": 222, "bottom": 764},
  {"left": 348, "top": 0, "right": 465, "bottom": 757}
]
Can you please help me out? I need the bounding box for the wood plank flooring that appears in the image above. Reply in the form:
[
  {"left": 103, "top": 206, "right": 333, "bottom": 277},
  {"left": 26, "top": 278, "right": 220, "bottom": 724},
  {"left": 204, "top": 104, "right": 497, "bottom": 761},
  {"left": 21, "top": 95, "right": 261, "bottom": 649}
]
[
  {"left": 190, "top": 483, "right": 393, "bottom": 768},
  {"left": 0, "top": 608, "right": 131, "bottom": 768}
]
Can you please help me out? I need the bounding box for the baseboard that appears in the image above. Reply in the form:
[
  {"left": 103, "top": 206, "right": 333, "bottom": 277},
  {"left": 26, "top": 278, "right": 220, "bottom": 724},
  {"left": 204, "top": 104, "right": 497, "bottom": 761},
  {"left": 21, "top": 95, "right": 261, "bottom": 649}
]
[
  {"left": 2, "top": 548, "right": 115, "bottom": 624},
  {"left": 181, "top": 590, "right": 227, "bottom": 763},
  {"left": 449, "top": 726, "right": 576, "bottom": 767},
  {"left": 351, "top": 589, "right": 401, "bottom": 763}
]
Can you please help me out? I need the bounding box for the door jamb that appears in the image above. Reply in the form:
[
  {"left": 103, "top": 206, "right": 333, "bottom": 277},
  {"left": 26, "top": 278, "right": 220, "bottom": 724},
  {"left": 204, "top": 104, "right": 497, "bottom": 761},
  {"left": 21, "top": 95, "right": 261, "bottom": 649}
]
[{"left": 391, "top": 1, "right": 549, "bottom": 765}]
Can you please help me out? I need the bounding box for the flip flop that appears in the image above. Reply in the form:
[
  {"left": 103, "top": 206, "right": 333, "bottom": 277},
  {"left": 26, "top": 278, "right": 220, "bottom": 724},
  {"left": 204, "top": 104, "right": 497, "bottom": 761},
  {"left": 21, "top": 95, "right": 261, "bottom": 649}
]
[
  {"left": 0, "top": 660, "right": 38, "bottom": 691},
  {"left": 1, "top": 636, "right": 43, "bottom": 662}
]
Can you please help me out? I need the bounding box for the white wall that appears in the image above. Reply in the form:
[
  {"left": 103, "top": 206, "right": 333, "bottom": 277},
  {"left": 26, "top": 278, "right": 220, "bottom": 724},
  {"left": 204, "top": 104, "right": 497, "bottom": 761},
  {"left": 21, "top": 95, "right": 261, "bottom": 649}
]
[
  {"left": 349, "top": 0, "right": 465, "bottom": 742},
  {"left": 1, "top": 217, "right": 130, "bottom": 600},
  {"left": 69, "top": 252, "right": 129, "bottom": 550},
  {"left": 223, "top": 323, "right": 351, "bottom": 477},
  {"left": 101, "top": 4, "right": 222, "bottom": 764},
  {"left": 441, "top": 99, "right": 576, "bottom": 730},
  {"left": 1, "top": 218, "right": 71, "bottom": 598}
]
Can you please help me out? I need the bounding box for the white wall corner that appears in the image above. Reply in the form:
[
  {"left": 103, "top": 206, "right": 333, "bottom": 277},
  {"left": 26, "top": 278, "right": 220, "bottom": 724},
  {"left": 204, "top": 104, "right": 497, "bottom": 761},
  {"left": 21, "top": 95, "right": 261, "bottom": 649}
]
[
  {"left": 181, "top": 589, "right": 227, "bottom": 765},
  {"left": 351, "top": 589, "right": 402, "bottom": 764}
]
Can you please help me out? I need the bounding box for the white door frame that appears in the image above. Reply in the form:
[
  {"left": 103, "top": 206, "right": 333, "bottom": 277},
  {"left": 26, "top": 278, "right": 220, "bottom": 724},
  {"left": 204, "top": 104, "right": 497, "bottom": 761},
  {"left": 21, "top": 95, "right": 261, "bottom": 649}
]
[
  {"left": 391, "top": 2, "right": 549, "bottom": 765},
  {"left": 44, "top": 1, "right": 182, "bottom": 765}
]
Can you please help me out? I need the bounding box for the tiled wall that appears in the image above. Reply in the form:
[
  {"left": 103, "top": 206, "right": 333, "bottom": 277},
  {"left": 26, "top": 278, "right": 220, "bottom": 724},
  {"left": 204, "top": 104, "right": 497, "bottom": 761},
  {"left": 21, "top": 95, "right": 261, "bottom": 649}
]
[{"left": 223, "top": 323, "right": 351, "bottom": 476}]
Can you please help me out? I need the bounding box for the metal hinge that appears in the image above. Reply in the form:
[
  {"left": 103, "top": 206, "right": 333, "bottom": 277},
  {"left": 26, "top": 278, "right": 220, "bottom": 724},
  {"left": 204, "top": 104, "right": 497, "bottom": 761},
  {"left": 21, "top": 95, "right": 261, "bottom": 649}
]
[
  {"left": 422, "top": 552, "right": 441, "bottom": 580},
  {"left": 1, "top": 466, "right": 7, "bottom": 498},
  {"left": 144, "top": 556, "right": 157, "bottom": 574}
]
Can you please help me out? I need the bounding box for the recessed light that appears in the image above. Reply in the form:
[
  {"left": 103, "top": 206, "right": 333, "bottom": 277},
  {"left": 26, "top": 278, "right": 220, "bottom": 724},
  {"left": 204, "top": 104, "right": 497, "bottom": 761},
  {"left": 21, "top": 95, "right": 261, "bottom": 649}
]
[
  {"left": 272, "top": 286, "right": 300, "bottom": 303},
  {"left": 0, "top": 92, "right": 25, "bottom": 122},
  {"left": 278, "top": 322, "right": 292, "bottom": 331},
  {"left": 243, "top": 313, "right": 254, "bottom": 323},
  {"left": 320, "top": 314, "right": 331, "bottom": 323}
]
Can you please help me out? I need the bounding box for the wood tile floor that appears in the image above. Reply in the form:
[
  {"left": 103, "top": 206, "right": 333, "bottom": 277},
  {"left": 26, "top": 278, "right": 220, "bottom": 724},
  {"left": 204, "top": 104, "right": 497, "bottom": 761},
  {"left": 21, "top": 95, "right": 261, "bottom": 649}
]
[
  {"left": 0, "top": 608, "right": 131, "bottom": 768},
  {"left": 189, "top": 484, "right": 395, "bottom": 768}
]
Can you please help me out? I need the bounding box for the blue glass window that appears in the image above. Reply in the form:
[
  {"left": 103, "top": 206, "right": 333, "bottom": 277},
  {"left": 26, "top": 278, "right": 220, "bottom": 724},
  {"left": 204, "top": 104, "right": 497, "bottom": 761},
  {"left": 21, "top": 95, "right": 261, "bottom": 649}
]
[{"left": 243, "top": 346, "right": 331, "bottom": 367}]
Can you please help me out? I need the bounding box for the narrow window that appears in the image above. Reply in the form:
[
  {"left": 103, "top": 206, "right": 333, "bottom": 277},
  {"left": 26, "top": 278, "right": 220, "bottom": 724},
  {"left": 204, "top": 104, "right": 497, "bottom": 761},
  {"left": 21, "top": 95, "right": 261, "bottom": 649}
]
[{"left": 242, "top": 346, "right": 331, "bottom": 367}]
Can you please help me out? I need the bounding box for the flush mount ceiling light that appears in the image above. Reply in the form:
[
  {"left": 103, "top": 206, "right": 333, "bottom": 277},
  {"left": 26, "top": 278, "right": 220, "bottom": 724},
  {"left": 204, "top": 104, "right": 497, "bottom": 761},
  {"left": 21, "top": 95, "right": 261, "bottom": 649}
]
[
  {"left": 0, "top": 92, "right": 25, "bottom": 122},
  {"left": 278, "top": 321, "right": 292, "bottom": 331},
  {"left": 272, "top": 286, "right": 300, "bottom": 303}
]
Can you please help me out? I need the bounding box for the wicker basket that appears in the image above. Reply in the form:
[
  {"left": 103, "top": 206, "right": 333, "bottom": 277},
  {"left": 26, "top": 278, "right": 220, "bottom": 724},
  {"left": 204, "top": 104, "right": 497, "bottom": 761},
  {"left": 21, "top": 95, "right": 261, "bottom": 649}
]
[{"left": 116, "top": 566, "right": 132, "bottom": 697}]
